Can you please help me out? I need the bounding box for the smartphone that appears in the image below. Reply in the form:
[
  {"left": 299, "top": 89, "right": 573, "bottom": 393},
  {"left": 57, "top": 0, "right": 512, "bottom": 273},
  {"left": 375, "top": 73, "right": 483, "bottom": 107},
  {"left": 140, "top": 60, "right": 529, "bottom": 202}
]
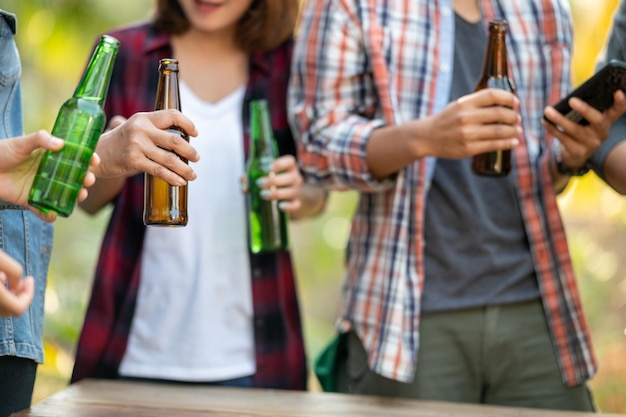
[{"left": 546, "top": 59, "right": 626, "bottom": 125}]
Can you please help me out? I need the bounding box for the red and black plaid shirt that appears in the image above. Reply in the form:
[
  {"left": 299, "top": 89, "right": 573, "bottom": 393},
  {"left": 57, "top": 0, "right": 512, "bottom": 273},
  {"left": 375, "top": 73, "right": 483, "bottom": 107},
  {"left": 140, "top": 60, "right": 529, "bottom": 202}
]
[{"left": 71, "top": 23, "right": 307, "bottom": 390}]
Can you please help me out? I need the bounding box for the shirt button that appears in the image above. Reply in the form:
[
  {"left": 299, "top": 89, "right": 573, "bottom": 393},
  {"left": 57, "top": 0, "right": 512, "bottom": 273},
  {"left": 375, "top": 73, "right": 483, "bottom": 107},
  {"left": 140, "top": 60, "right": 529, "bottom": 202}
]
[
  {"left": 440, "top": 63, "right": 451, "bottom": 74},
  {"left": 253, "top": 267, "right": 262, "bottom": 278},
  {"left": 256, "top": 318, "right": 264, "bottom": 328},
  {"left": 441, "top": 6, "right": 452, "bottom": 17}
]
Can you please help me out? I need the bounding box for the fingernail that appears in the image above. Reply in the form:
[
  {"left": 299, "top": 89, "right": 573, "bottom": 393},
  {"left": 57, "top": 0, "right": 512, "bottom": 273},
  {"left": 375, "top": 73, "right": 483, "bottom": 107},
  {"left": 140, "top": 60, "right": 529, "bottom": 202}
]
[
  {"left": 51, "top": 137, "right": 64, "bottom": 146},
  {"left": 278, "top": 202, "right": 288, "bottom": 211},
  {"left": 256, "top": 178, "right": 267, "bottom": 187},
  {"left": 260, "top": 190, "right": 271, "bottom": 198}
]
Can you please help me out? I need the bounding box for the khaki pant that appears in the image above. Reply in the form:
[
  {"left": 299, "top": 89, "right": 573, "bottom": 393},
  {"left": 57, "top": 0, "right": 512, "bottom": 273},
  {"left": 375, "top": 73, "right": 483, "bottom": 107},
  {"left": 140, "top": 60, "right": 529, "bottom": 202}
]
[{"left": 335, "top": 300, "right": 595, "bottom": 411}]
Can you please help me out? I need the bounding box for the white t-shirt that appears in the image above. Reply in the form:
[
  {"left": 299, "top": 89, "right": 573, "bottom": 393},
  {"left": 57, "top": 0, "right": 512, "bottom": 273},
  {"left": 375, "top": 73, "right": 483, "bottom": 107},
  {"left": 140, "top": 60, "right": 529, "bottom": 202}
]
[{"left": 119, "top": 82, "right": 255, "bottom": 381}]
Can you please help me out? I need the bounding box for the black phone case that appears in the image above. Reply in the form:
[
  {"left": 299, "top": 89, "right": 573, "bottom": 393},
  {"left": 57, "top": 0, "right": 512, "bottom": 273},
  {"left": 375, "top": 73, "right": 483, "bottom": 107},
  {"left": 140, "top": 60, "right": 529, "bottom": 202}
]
[{"left": 548, "top": 59, "right": 626, "bottom": 125}]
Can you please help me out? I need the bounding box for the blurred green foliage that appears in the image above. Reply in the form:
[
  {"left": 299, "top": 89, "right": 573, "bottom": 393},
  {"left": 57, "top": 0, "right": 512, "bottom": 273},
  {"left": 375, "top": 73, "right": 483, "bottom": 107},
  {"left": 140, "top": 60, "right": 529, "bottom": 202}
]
[{"left": 3, "top": 0, "right": 625, "bottom": 412}]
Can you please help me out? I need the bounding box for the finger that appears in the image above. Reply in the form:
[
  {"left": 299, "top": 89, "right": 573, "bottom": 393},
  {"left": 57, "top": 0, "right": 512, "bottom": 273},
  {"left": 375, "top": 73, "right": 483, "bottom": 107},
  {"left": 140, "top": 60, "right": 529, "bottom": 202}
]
[
  {"left": 76, "top": 187, "right": 89, "bottom": 204},
  {"left": 107, "top": 115, "right": 127, "bottom": 131},
  {"left": 461, "top": 88, "right": 519, "bottom": 109},
  {"left": 567, "top": 97, "right": 605, "bottom": 127},
  {"left": 83, "top": 171, "right": 96, "bottom": 188},
  {"left": 541, "top": 120, "right": 588, "bottom": 160},
  {"left": 262, "top": 170, "right": 302, "bottom": 189},
  {"left": 277, "top": 199, "right": 302, "bottom": 213},
  {"left": 28, "top": 206, "right": 58, "bottom": 223},
  {"left": 148, "top": 109, "right": 199, "bottom": 138},
  {"left": 0, "top": 275, "right": 34, "bottom": 317},
  {"left": 0, "top": 250, "right": 25, "bottom": 289},
  {"left": 12, "top": 130, "right": 64, "bottom": 156},
  {"left": 605, "top": 90, "right": 626, "bottom": 122},
  {"left": 271, "top": 155, "right": 298, "bottom": 172},
  {"left": 465, "top": 137, "right": 520, "bottom": 157},
  {"left": 267, "top": 187, "right": 302, "bottom": 202},
  {"left": 144, "top": 158, "right": 189, "bottom": 187},
  {"left": 543, "top": 106, "right": 585, "bottom": 138},
  {"left": 151, "top": 128, "right": 200, "bottom": 164},
  {"left": 90, "top": 152, "right": 101, "bottom": 167},
  {"left": 240, "top": 175, "right": 248, "bottom": 194},
  {"left": 465, "top": 106, "right": 522, "bottom": 129}
]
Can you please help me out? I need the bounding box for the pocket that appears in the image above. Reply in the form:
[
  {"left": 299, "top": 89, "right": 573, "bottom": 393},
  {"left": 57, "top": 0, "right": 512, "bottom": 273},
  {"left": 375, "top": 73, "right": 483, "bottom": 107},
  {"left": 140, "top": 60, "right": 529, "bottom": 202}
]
[
  {"left": 313, "top": 332, "right": 347, "bottom": 392},
  {"left": 0, "top": 24, "right": 21, "bottom": 86},
  {"left": 345, "top": 331, "right": 370, "bottom": 381}
]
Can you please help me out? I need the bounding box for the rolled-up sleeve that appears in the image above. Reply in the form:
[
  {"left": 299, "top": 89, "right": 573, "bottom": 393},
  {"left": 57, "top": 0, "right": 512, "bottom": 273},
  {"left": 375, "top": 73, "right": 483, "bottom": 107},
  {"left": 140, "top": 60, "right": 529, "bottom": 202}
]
[
  {"left": 288, "top": 0, "right": 393, "bottom": 192},
  {"left": 591, "top": 0, "right": 626, "bottom": 176}
]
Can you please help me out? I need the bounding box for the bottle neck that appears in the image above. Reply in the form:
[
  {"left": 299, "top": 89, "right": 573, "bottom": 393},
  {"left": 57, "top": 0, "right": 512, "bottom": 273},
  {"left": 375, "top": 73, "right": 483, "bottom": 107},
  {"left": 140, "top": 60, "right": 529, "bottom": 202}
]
[
  {"left": 249, "top": 101, "right": 274, "bottom": 158},
  {"left": 155, "top": 72, "right": 182, "bottom": 111},
  {"left": 482, "top": 32, "right": 509, "bottom": 78},
  {"left": 73, "top": 36, "right": 119, "bottom": 106}
]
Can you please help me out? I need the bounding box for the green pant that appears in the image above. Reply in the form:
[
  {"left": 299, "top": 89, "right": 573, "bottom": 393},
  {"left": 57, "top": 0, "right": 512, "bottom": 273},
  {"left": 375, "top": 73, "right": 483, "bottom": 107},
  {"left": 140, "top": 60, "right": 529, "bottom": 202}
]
[{"left": 334, "top": 300, "right": 595, "bottom": 411}]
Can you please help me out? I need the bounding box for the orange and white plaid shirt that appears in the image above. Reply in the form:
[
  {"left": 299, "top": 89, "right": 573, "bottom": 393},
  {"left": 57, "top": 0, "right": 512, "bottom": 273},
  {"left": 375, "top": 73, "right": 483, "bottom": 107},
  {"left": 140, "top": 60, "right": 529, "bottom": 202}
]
[{"left": 289, "top": 0, "right": 595, "bottom": 387}]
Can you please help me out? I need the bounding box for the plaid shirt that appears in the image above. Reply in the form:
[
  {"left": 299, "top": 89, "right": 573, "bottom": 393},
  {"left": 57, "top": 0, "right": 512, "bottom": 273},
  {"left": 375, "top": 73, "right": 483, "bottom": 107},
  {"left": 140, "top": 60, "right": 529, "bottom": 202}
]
[
  {"left": 289, "top": 0, "right": 594, "bottom": 387},
  {"left": 71, "top": 23, "right": 307, "bottom": 390}
]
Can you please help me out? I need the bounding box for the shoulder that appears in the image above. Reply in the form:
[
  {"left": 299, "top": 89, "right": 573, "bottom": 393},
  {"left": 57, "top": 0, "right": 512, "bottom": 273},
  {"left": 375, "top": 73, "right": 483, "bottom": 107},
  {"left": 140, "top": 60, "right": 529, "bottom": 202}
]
[{"left": 252, "top": 38, "right": 293, "bottom": 70}]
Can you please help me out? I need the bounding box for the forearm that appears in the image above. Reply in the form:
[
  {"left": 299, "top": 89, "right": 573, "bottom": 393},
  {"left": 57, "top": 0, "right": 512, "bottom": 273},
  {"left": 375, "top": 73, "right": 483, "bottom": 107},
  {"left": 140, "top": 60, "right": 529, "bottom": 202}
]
[
  {"left": 601, "top": 141, "right": 626, "bottom": 195},
  {"left": 365, "top": 119, "right": 431, "bottom": 180},
  {"left": 78, "top": 176, "right": 125, "bottom": 214}
]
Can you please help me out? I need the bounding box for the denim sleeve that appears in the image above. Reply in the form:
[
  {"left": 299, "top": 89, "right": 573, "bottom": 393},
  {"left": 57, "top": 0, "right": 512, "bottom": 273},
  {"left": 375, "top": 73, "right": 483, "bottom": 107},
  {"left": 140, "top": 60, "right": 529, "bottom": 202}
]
[{"left": 591, "top": 0, "right": 626, "bottom": 178}]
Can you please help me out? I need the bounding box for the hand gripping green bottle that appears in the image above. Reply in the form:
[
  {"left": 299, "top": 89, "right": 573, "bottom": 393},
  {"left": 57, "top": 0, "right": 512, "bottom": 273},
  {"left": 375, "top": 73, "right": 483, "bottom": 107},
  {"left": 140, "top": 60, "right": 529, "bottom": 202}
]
[
  {"left": 28, "top": 35, "right": 120, "bottom": 217},
  {"left": 246, "top": 99, "right": 289, "bottom": 253}
]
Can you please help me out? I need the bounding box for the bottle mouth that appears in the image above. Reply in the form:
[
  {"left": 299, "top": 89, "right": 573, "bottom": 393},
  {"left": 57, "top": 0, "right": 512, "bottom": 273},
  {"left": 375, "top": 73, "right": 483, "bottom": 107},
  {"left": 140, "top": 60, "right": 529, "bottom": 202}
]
[
  {"left": 159, "top": 58, "right": 179, "bottom": 72},
  {"left": 100, "top": 34, "right": 120, "bottom": 48},
  {"left": 488, "top": 19, "right": 508, "bottom": 32}
]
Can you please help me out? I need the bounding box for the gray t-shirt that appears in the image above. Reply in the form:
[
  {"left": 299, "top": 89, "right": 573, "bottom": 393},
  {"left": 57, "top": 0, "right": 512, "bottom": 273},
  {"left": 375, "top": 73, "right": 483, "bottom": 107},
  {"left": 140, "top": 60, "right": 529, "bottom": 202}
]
[{"left": 421, "top": 13, "right": 539, "bottom": 314}]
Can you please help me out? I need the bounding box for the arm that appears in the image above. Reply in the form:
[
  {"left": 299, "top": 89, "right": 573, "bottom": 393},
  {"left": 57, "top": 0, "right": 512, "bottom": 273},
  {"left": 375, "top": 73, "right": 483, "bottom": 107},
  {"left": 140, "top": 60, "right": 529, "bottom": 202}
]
[
  {"left": 79, "top": 110, "right": 200, "bottom": 214},
  {"left": 586, "top": 0, "right": 626, "bottom": 195},
  {"left": 289, "top": 1, "right": 520, "bottom": 187},
  {"left": 602, "top": 140, "right": 626, "bottom": 194},
  {"left": 252, "top": 155, "right": 328, "bottom": 221}
]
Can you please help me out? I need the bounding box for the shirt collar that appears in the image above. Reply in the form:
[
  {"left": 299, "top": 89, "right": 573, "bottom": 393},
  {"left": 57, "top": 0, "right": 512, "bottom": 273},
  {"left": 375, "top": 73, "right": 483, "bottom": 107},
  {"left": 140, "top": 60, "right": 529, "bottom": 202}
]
[{"left": 141, "top": 24, "right": 271, "bottom": 76}]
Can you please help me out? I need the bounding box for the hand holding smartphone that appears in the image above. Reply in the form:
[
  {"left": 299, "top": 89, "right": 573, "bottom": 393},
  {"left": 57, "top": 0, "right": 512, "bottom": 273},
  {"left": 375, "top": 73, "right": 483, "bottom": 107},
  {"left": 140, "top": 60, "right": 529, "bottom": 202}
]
[{"left": 546, "top": 59, "right": 626, "bottom": 125}]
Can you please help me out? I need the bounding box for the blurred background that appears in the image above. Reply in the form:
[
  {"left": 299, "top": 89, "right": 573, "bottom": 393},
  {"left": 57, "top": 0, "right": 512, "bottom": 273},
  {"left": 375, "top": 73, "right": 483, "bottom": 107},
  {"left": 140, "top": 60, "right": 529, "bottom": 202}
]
[{"left": 3, "top": 0, "right": 626, "bottom": 413}]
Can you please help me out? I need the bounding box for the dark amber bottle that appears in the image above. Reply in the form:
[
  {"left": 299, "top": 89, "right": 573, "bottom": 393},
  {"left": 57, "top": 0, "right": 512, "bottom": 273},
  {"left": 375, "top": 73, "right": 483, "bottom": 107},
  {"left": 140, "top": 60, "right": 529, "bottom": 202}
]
[
  {"left": 143, "top": 58, "right": 189, "bottom": 226},
  {"left": 471, "top": 19, "right": 515, "bottom": 177}
]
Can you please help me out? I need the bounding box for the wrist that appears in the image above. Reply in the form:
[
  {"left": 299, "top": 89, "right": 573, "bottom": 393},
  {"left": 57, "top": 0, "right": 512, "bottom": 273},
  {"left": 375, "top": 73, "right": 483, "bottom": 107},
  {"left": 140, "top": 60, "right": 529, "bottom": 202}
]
[{"left": 552, "top": 141, "right": 591, "bottom": 177}]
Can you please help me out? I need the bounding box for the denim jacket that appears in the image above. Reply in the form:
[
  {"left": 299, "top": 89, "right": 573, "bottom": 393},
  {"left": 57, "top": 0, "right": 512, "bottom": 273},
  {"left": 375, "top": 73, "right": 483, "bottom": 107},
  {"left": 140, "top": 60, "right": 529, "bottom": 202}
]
[{"left": 0, "top": 9, "right": 53, "bottom": 364}]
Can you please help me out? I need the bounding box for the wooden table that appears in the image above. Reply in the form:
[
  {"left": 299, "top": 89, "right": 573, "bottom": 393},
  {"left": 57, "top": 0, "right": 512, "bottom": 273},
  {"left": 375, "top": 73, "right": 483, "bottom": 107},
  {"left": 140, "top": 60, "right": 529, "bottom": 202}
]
[{"left": 11, "top": 379, "right": 624, "bottom": 417}]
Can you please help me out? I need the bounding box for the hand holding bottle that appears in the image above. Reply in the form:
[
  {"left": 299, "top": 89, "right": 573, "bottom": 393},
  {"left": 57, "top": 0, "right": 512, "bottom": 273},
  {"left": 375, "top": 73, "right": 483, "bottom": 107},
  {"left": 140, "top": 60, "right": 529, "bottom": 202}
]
[
  {"left": 253, "top": 155, "right": 303, "bottom": 213},
  {"left": 420, "top": 88, "right": 521, "bottom": 159},
  {"left": 0, "top": 131, "right": 99, "bottom": 222},
  {"left": 93, "top": 110, "right": 199, "bottom": 184}
]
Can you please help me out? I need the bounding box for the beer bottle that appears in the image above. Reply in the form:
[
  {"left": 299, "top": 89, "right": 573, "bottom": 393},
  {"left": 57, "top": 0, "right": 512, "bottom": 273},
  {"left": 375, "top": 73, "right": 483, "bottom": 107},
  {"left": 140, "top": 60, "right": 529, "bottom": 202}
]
[
  {"left": 143, "top": 58, "right": 189, "bottom": 227},
  {"left": 28, "top": 35, "right": 120, "bottom": 216},
  {"left": 471, "top": 19, "right": 515, "bottom": 176},
  {"left": 246, "top": 99, "right": 289, "bottom": 253}
]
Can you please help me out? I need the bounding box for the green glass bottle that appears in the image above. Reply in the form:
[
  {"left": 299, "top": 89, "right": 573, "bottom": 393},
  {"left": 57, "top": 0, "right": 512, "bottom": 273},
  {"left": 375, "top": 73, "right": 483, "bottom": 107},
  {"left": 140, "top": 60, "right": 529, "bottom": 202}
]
[
  {"left": 28, "top": 34, "right": 120, "bottom": 217},
  {"left": 246, "top": 99, "right": 289, "bottom": 253}
]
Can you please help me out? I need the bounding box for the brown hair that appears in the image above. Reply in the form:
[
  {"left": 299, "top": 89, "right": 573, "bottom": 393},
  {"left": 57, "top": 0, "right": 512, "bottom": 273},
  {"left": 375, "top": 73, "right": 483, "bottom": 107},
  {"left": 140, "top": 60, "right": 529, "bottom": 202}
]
[{"left": 153, "top": 0, "right": 299, "bottom": 52}]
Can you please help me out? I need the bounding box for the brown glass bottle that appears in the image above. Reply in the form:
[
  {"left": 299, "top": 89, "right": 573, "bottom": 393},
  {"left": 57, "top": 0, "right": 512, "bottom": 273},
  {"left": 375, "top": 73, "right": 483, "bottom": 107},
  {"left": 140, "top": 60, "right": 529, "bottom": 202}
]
[
  {"left": 143, "top": 58, "right": 189, "bottom": 226},
  {"left": 472, "top": 19, "right": 515, "bottom": 176}
]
